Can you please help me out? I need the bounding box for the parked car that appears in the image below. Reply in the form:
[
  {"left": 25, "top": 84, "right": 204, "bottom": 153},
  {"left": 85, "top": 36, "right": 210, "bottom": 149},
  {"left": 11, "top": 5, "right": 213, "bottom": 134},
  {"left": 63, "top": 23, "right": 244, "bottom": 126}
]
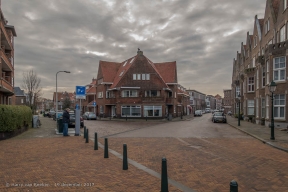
[
  {"left": 194, "top": 110, "right": 202, "bottom": 117},
  {"left": 68, "top": 112, "right": 84, "bottom": 128},
  {"left": 47, "top": 110, "right": 55, "bottom": 118},
  {"left": 53, "top": 111, "right": 63, "bottom": 121},
  {"left": 82, "top": 112, "right": 97, "bottom": 120},
  {"left": 212, "top": 111, "right": 227, "bottom": 123}
]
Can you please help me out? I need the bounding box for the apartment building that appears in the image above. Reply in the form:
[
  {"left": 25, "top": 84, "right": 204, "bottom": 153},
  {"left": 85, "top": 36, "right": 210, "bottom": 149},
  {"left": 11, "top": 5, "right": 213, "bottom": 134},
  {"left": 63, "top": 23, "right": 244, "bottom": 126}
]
[
  {"left": 206, "top": 95, "right": 216, "bottom": 110},
  {"left": 187, "top": 90, "right": 206, "bottom": 112},
  {"left": 95, "top": 50, "right": 190, "bottom": 119},
  {"left": 223, "top": 89, "right": 232, "bottom": 113},
  {"left": 215, "top": 94, "right": 223, "bottom": 110},
  {"left": 231, "top": 0, "right": 288, "bottom": 128},
  {"left": 0, "top": 1, "right": 16, "bottom": 105}
]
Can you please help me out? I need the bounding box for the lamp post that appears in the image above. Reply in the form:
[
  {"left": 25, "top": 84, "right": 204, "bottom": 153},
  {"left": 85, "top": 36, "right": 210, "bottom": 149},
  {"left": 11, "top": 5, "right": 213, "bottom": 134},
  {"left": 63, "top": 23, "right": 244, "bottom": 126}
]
[
  {"left": 236, "top": 94, "right": 241, "bottom": 126},
  {"left": 56, "top": 71, "right": 70, "bottom": 121},
  {"left": 269, "top": 80, "right": 277, "bottom": 140}
]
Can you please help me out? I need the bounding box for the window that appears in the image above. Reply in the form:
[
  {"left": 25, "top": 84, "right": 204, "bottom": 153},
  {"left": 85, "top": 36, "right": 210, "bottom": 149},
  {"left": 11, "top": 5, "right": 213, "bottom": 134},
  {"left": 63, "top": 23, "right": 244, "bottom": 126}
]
[
  {"left": 253, "top": 57, "right": 255, "bottom": 67},
  {"left": 121, "top": 90, "right": 138, "bottom": 97},
  {"left": 284, "top": 0, "right": 287, "bottom": 10},
  {"left": 145, "top": 90, "right": 160, "bottom": 97},
  {"left": 97, "top": 92, "right": 103, "bottom": 98},
  {"left": 137, "top": 74, "right": 141, "bottom": 80},
  {"left": 280, "top": 25, "right": 286, "bottom": 42},
  {"left": 21, "top": 98, "right": 24, "bottom": 104},
  {"left": 123, "top": 61, "right": 127, "bottom": 66},
  {"left": 256, "top": 98, "right": 259, "bottom": 117},
  {"left": 266, "top": 60, "right": 270, "bottom": 84},
  {"left": 119, "top": 71, "right": 124, "bottom": 76},
  {"left": 273, "top": 56, "right": 286, "bottom": 81},
  {"left": 261, "top": 98, "right": 265, "bottom": 118},
  {"left": 266, "top": 95, "right": 269, "bottom": 118},
  {"left": 142, "top": 74, "right": 146, "bottom": 80},
  {"left": 236, "top": 86, "right": 240, "bottom": 97},
  {"left": 100, "top": 105, "right": 103, "bottom": 114},
  {"left": 146, "top": 74, "right": 150, "bottom": 80},
  {"left": 144, "top": 106, "right": 162, "bottom": 117},
  {"left": 256, "top": 69, "right": 259, "bottom": 89},
  {"left": 247, "top": 100, "right": 254, "bottom": 115},
  {"left": 106, "top": 91, "right": 115, "bottom": 98},
  {"left": 248, "top": 77, "right": 254, "bottom": 92},
  {"left": 121, "top": 105, "right": 141, "bottom": 117},
  {"left": 130, "top": 57, "right": 135, "bottom": 63},
  {"left": 262, "top": 66, "right": 266, "bottom": 87},
  {"left": 133, "top": 74, "right": 136, "bottom": 80},
  {"left": 274, "top": 94, "right": 285, "bottom": 118}
]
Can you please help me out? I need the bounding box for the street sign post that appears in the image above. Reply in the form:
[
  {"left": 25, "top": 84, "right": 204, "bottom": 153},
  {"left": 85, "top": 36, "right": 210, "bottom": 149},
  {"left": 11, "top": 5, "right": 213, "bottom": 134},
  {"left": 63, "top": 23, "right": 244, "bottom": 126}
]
[
  {"left": 76, "top": 86, "right": 86, "bottom": 114},
  {"left": 93, "top": 102, "right": 96, "bottom": 114}
]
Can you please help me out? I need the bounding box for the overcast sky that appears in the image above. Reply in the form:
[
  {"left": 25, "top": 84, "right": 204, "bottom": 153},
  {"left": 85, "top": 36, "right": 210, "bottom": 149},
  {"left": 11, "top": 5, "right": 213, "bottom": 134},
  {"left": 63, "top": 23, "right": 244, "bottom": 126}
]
[{"left": 2, "top": 0, "right": 266, "bottom": 99}]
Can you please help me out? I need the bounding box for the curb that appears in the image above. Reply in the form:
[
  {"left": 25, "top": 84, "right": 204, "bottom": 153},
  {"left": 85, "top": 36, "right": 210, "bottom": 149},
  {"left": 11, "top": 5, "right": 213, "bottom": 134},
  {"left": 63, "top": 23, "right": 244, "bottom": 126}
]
[{"left": 227, "top": 122, "right": 288, "bottom": 153}]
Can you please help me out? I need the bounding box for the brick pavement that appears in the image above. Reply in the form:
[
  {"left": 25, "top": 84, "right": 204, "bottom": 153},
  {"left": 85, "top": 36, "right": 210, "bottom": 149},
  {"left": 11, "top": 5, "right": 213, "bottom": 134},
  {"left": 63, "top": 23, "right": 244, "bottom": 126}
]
[{"left": 2, "top": 114, "right": 288, "bottom": 191}]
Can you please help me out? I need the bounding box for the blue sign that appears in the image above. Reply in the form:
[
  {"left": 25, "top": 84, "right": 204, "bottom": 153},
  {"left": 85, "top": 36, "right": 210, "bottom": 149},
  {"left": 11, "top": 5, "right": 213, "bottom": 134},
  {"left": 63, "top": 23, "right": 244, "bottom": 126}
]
[
  {"left": 76, "top": 86, "right": 86, "bottom": 99},
  {"left": 75, "top": 104, "right": 80, "bottom": 109},
  {"left": 93, "top": 102, "right": 96, "bottom": 106}
]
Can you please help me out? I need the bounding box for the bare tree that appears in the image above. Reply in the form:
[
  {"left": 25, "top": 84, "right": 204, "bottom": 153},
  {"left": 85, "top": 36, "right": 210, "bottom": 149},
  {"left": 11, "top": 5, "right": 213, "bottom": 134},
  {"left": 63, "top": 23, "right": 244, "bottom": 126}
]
[{"left": 22, "top": 70, "right": 42, "bottom": 114}]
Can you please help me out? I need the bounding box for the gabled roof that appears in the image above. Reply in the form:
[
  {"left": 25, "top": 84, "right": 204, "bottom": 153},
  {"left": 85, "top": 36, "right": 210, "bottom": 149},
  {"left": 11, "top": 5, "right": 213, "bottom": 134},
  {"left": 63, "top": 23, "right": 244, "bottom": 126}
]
[
  {"left": 14, "top": 87, "right": 25, "bottom": 96},
  {"left": 98, "top": 61, "right": 121, "bottom": 82},
  {"left": 154, "top": 61, "right": 177, "bottom": 83},
  {"left": 100, "top": 51, "right": 175, "bottom": 89}
]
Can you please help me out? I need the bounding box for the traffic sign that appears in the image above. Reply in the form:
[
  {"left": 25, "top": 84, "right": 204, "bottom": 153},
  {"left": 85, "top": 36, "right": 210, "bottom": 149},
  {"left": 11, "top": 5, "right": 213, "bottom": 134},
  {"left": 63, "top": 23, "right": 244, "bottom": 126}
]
[
  {"left": 93, "top": 102, "right": 96, "bottom": 106},
  {"left": 76, "top": 86, "right": 86, "bottom": 99}
]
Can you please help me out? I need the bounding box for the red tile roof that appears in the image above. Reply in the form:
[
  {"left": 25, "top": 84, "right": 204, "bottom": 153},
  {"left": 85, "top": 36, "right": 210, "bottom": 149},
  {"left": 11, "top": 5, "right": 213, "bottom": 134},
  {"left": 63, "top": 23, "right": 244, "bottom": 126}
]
[
  {"left": 98, "top": 61, "right": 121, "bottom": 82},
  {"left": 154, "top": 61, "right": 177, "bottom": 83}
]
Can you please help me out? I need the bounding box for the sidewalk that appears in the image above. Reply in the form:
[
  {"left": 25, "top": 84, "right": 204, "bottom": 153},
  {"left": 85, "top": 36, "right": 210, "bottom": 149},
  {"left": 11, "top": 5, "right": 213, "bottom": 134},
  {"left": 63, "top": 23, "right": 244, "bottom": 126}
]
[{"left": 227, "top": 116, "right": 288, "bottom": 152}]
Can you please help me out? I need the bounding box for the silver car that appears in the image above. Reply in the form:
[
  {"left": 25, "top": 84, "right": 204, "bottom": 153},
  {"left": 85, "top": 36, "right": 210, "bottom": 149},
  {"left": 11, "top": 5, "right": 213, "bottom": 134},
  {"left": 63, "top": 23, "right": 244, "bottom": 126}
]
[
  {"left": 83, "top": 112, "right": 97, "bottom": 120},
  {"left": 212, "top": 112, "right": 227, "bottom": 123}
]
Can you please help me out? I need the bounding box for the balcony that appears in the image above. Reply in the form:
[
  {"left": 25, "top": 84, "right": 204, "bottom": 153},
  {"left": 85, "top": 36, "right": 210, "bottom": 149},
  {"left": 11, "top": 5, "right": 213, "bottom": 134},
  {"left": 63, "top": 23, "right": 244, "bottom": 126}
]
[
  {"left": 269, "top": 41, "right": 287, "bottom": 55},
  {"left": 0, "top": 77, "right": 13, "bottom": 95},
  {"left": 256, "top": 55, "right": 265, "bottom": 65},
  {"left": 1, "top": 49, "right": 13, "bottom": 71},
  {"left": 105, "top": 98, "right": 117, "bottom": 105},
  {"left": 142, "top": 97, "right": 165, "bottom": 103},
  {"left": 244, "top": 67, "right": 255, "bottom": 74},
  {"left": 0, "top": 20, "right": 12, "bottom": 50}
]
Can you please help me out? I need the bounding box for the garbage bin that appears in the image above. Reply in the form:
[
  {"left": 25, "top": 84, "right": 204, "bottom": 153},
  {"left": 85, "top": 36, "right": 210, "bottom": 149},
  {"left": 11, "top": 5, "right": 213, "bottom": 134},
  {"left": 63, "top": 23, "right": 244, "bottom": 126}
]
[
  {"left": 168, "top": 114, "right": 172, "bottom": 121},
  {"left": 57, "top": 118, "right": 63, "bottom": 133},
  {"left": 32, "top": 115, "right": 39, "bottom": 128}
]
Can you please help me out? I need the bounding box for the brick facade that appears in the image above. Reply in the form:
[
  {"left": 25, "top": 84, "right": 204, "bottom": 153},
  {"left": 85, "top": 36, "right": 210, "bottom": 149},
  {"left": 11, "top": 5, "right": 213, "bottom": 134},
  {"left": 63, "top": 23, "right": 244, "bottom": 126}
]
[{"left": 231, "top": 0, "right": 288, "bottom": 128}]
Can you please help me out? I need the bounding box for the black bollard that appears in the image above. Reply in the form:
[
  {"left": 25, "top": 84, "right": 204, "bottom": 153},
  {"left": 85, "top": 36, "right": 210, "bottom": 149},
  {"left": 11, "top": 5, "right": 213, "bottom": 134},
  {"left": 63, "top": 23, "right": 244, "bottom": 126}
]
[
  {"left": 123, "top": 144, "right": 128, "bottom": 170},
  {"left": 126, "top": 115, "right": 127, "bottom": 121},
  {"left": 94, "top": 132, "right": 98, "bottom": 150},
  {"left": 181, "top": 113, "right": 183, "bottom": 119},
  {"left": 230, "top": 180, "right": 238, "bottom": 192},
  {"left": 161, "top": 157, "right": 168, "bottom": 192},
  {"left": 84, "top": 126, "right": 86, "bottom": 139},
  {"left": 104, "top": 138, "right": 109, "bottom": 158},
  {"left": 85, "top": 128, "right": 89, "bottom": 143}
]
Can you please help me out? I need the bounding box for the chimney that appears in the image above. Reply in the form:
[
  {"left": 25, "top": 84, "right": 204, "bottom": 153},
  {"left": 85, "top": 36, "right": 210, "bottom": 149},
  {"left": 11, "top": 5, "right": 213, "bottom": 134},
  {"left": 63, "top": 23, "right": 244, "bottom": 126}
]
[{"left": 137, "top": 48, "right": 143, "bottom": 55}]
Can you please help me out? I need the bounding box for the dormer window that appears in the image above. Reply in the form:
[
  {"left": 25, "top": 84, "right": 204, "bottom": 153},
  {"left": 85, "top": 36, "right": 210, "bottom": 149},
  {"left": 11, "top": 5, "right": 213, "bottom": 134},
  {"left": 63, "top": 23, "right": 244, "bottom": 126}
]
[
  {"left": 280, "top": 25, "right": 286, "bottom": 42},
  {"left": 265, "top": 19, "right": 270, "bottom": 34},
  {"left": 130, "top": 57, "right": 135, "bottom": 63},
  {"left": 119, "top": 71, "right": 124, "bottom": 76},
  {"left": 123, "top": 61, "right": 127, "bottom": 66}
]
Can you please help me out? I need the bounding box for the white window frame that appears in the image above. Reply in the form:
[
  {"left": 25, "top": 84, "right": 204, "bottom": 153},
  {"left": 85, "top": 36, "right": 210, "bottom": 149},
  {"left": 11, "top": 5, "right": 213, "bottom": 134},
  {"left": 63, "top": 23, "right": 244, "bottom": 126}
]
[
  {"left": 145, "top": 90, "right": 160, "bottom": 97},
  {"left": 266, "top": 95, "right": 269, "bottom": 118},
  {"left": 121, "top": 105, "right": 141, "bottom": 117},
  {"left": 273, "top": 56, "right": 286, "bottom": 81},
  {"left": 284, "top": 0, "right": 287, "bottom": 10},
  {"left": 262, "top": 66, "right": 266, "bottom": 87},
  {"left": 253, "top": 57, "right": 255, "bottom": 67},
  {"left": 256, "top": 69, "right": 259, "bottom": 89},
  {"left": 280, "top": 25, "right": 286, "bottom": 42},
  {"left": 121, "top": 90, "right": 138, "bottom": 97},
  {"left": 137, "top": 74, "right": 141, "bottom": 80},
  {"left": 266, "top": 60, "right": 270, "bottom": 84},
  {"left": 142, "top": 74, "right": 146, "bottom": 80},
  {"left": 247, "top": 100, "right": 255, "bottom": 115},
  {"left": 146, "top": 74, "right": 150, "bottom": 80},
  {"left": 133, "top": 74, "right": 136, "bottom": 80},
  {"left": 248, "top": 77, "right": 254, "bottom": 92},
  {"left": 261, "top": 97, "right": 265, "bottom": 118},
  {"left": 97, "top": 91, "right": 103, "bottom": 98},
  {"left": 256, "top": 98, "right": 259, "bottom": 117},
  {"left": 144, "top": 106, "right": 162, "bottom": 117},
  {"left": 236, "top": 86, "right": 240, "bottom": 97},
  {"left": 274, "top": 94, "right": 285, "bottom": 119}
]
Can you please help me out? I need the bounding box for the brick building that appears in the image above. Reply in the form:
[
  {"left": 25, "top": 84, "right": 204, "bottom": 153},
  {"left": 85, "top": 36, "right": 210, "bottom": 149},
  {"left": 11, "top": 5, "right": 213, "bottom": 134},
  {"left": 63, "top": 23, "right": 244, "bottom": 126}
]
[
  {"left": 223, "top": 89, "right": 232, "bottom": 113},
  {"left": 206, "top": 95, "right": 216, "bottom": 110},
  {"left": 95, "top": 50, "right": 190, "bottom": 119},
  {"left": 187, "top": 90, "right": 206, "bottom": 112},
  {"left": 0, "top": 1, "right": 16, "bottom": 105},
  {"left": 214, "top": 94, "right": 223, "bottom": 110},
  {"left": 13, "top": 87, "right": 26, "bottom": 105},
  {"left": 231, "top": 0, "right": 288, "bottom": 127}
]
